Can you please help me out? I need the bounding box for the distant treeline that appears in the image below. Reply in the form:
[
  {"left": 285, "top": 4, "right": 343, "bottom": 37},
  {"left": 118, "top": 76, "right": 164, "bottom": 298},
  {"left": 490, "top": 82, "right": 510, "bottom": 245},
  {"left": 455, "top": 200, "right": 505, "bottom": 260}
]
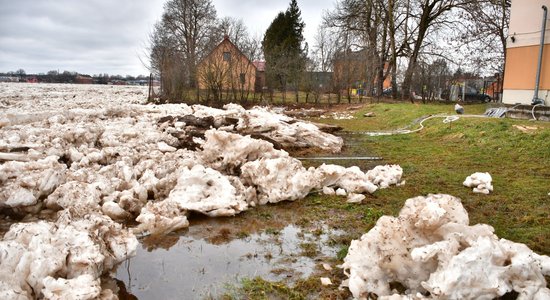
[{"left": 0, "top": 70, "right": 150, "bottom": 85}]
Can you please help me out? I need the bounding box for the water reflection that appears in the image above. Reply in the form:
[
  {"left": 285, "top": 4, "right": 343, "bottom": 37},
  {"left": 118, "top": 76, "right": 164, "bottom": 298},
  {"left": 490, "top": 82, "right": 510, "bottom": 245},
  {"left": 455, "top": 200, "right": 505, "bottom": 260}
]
[
  {"left": 116, "top": 224, "right": 343, "bottom": 299},
  {"left": 300, "top": 132, "right": 382, "bottom": 170}
]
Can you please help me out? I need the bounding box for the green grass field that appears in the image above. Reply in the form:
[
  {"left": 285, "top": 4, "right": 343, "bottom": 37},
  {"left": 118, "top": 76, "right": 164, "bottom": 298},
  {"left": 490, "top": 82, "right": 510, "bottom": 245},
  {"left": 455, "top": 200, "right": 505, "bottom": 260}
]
[
  {"left": 318, "top": 102, "right": 550, "bottom": 251},
  {"left": 225, "top": 102, "right": 550, "bottom": 299}
]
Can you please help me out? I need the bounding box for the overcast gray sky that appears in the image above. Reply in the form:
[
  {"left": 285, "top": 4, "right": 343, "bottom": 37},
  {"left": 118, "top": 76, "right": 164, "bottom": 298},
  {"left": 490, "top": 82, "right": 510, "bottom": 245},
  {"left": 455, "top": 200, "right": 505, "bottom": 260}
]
[{"left": 0, "top": 0, "right": 334, "bottom": 76}]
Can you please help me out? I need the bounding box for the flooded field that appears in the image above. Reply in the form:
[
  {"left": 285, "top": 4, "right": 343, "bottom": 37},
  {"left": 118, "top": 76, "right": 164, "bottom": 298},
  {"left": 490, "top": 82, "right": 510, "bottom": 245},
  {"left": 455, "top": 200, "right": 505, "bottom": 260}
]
[{"left": 116, "top": 220, "right": 344, "bottom": 299}]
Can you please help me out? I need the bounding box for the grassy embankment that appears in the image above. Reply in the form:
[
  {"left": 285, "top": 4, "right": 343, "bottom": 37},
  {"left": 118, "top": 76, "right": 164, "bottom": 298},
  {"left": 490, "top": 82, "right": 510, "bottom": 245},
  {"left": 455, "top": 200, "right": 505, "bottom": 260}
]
[{"left": 225, "top": 102, "right": 550, "bottom": 299}]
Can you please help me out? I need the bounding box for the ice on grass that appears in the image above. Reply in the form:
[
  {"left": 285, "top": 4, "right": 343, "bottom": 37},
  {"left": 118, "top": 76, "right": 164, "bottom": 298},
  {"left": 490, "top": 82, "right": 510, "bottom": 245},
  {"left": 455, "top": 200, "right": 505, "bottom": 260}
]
[
  {"left": 342, "top": 194, "right": 550, "bottom": 300},
  {"left": 347, "top": 193, "right": 366, "bottom": 203},
  {"left": 241, "top": 156, "right": 315, "bottom": 205},
  {"left": 463, "top": 172, "right": 493, "bottom": 194}
]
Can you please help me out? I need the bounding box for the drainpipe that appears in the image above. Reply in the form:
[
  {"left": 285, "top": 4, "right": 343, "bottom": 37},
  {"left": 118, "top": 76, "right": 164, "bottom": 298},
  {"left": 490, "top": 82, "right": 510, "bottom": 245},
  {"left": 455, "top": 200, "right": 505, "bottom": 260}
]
[{"left": 532, "top": 5, "right": 548, "bottom": 106}]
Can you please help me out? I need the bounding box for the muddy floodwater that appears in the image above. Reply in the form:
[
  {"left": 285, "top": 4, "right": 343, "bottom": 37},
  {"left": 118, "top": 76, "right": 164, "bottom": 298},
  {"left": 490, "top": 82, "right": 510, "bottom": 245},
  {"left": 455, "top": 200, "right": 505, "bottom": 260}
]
[
  {"left": 300, "top": 132, "right": 382, "bottom": 170},
  {"left": 116, "top": 218, "right": 344, "bottom": 299}
]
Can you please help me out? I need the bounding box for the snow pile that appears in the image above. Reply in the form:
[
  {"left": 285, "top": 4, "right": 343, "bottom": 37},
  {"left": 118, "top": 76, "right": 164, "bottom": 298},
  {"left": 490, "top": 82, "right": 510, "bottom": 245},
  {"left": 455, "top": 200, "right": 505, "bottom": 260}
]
[
  {"left": 0, "top": 110, "right": 201, "bottom": 220},
  {"left": 320, "top": 112, "right": 355, "bottom": 120},
  {"left": 135, "top": 130, "right": 404, "bottom": 235},
  {"left": 241, "top": 156, "right": 315, "bottom": 205},
  {"left": 315, "top": 164, "right": 403, "bottom": 194},
  {"left": 463, "top": 172, "right": 493, "bottom": 194},
  {"left": 166, "top": 165, "right": 253, "bottom": 216},
  {"left": 365, "top": 165, "right": 403, "bottom": 189},
  {"left": 0, "top": 99, "right": 355, "bottom": 239},
  {"left": 342, "top": 194, "right": 550, "bottom": 299},
  {"left": 347, "top": 193, "right": 366, "bottom": 203},
  {"left": 0, "top": 211, "right": 137, "bottom": 299},
  {"left": 159, "top": 103, "right": 344, "bottom": 153},
  {"left": 0, "top": 156, "right": 66, "bottom": 212},
  {"left": 320, "top": 111, "right": 355, "bottom": 120},
  {"left": 200, "top": 129, "right": 286, "bottom": 174}
]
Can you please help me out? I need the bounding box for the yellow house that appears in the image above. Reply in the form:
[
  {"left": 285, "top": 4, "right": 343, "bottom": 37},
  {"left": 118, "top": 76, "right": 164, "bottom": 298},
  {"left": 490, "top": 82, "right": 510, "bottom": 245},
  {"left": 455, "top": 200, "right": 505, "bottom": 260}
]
[
  {"left": 503, "top": 1, "right": 550, "bottom": 105},
  {"left": 197, "top": 36, "right": 257, "bottom": 100}
]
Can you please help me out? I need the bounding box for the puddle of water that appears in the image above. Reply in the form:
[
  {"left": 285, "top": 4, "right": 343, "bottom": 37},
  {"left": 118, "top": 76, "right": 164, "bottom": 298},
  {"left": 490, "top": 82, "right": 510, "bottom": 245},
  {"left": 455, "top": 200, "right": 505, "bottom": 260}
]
[
  {"left": 300, "top": 133, "right": 382, "bottom": 170},
  {"left": 116, "top": 223, "right": 343, "bottom": 299}
]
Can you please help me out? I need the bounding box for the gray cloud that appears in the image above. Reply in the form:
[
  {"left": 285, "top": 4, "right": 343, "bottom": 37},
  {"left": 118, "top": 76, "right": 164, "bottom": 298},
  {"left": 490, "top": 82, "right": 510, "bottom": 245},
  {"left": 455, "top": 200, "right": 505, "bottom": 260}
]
[{"left": 0, "top": 0, "right": 333, "bottom": 75}]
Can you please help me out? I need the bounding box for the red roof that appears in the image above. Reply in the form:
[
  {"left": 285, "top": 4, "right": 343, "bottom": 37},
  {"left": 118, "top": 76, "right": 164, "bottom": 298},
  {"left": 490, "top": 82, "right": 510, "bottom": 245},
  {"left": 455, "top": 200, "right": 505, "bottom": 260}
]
[{"left": 253, "top": 61, "right": 266, "bottom": 72}]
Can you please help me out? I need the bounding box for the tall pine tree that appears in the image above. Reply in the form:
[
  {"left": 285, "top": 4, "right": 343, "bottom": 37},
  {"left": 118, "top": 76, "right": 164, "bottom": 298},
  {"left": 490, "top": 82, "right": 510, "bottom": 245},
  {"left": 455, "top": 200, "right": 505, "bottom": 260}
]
[{"left": 262, "top": 0, "right": 306, "bottom": 101}]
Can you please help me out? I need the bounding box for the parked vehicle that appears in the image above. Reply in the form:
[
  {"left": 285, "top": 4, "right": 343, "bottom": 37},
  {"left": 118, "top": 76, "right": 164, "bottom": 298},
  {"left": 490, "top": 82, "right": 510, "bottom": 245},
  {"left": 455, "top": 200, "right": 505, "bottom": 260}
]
[
  {"left": 382, "top": 87, "right": 396, "bottom": 97},
  {"left": 460, "top": 86, "right": 492, "bottom": 102}
]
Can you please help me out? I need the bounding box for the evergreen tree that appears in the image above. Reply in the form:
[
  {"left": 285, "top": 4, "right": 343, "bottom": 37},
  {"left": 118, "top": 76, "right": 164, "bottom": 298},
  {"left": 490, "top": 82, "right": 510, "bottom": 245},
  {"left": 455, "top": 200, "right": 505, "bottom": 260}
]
[{"left": 262, "top": 0, "right": 306, "bottom": 98}]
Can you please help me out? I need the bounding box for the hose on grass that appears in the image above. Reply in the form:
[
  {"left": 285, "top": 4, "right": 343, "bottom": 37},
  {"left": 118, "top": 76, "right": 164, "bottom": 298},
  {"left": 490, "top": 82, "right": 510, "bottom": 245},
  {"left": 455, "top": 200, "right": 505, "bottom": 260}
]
[
  {"left": 532, "top": 104, "right": 544, "bottom": 120},
  {"left": 355, "top": 114, "right": 489, "bottom": 136}
]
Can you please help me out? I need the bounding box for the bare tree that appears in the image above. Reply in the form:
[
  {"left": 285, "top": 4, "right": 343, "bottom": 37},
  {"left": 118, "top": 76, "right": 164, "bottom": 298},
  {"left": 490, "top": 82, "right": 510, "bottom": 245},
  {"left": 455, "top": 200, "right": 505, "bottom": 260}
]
[
  {"left": 400, "top": 0, "right": 473, "bottom": 101},
  {"left": 324, "top": 0, "right": 398, "bottom": 98},
  {"left": 312, "top": 25, "right": 340, "bottom": 103},
  {"left": 458, "top": 0, "right": 510, "bottom": 74},
  {"left": 150, "top": 0, "right": 218, "bottom": 101}
]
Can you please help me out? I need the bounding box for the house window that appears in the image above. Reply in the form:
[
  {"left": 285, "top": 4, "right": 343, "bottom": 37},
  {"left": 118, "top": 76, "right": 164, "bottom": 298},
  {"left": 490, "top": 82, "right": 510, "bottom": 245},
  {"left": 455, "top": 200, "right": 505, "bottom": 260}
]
[
  {"left": 223, "top": 52, "right": 231, "bottom": 62},
  {"left": 240, "top": 73, "right": 246, "bottom": 84}
]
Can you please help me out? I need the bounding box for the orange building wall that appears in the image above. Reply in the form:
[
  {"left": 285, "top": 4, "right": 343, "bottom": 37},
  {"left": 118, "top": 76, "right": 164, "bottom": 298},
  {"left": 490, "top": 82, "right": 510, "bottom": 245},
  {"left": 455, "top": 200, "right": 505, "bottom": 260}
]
[
  {"left": 502, "top": 0, "right": 550, "bottom": 104},
  {"left": 503, "top": 45, "right": 550, "bottom": 90}
]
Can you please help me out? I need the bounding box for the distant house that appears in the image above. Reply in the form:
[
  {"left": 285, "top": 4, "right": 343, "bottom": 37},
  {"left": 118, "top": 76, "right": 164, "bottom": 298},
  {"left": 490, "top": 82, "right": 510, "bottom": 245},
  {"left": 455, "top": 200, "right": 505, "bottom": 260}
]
[
  {"left": 486, "top": 79, "right": 503, "bottom": 99},
  {"left": 333, "top": 49, "right": 391, "bottom": 95},
  {"left": 0, "top": 76, "right": 19, "bottom": 83},
  {"left": 503, "top": 0, "right": 550, "bottom": 104},
  {"left": 75, "top": 75, "right": 93, "bottom": 84},
  {"left": 306, "top": 71, "right": 333, "bottom": 89},
  {"left": 26, "top": 76, "right": 38, "bottom": 83},
  {"left": 197, "top": 36, "right": 258, "bottom": 99},
  {"left": 253, "top": 61, "right": 266, "bottom": 92}
]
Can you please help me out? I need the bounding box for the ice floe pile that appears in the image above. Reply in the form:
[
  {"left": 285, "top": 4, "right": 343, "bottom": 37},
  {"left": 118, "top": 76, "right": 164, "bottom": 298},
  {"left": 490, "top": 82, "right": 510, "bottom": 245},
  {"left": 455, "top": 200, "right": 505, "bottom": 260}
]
[
  {"left": 0, "top": 211, "right": 137, "bottom": 299},
  {"left": 463, "top": 172, "right": 493, "bottom": 194},
  {"left": 0, "top": 84, "right": 405, "bottom": 298},
  {"left": 0, "top": 83, "right": 148, "bottom": 114},
  {"left": 342, "top": 194, "right": 550, "bottom": 300},
  {"left": 134, "top": 130, "right": 403, "bottom": 235}
]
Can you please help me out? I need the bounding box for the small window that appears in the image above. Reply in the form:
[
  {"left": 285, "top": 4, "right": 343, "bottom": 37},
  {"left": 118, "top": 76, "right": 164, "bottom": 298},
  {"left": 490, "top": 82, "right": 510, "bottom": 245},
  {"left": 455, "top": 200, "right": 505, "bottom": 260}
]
[
  {"left": 223, "top": 52, "right": 231, "bottom": 62},
  {"left": 240, "top": 73, "right": 246, "bottom": 84}
]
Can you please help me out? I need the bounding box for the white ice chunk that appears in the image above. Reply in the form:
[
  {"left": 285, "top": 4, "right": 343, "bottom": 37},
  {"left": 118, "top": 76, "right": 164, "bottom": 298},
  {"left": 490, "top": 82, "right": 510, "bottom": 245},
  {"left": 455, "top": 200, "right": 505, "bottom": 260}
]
[
  {"left": 200, "top": 129, "right": 286, "bottom": 174},
  {"left": 41, "top": 275, "right": 101, "bottom": 300},
  {"left": 102, "top": 201, "right": 131, "bottom": 221},
  {"left": 165, "top": 165, "right": 250, "bottom": 217},
  {"left": 158, "top": 141, "right": 177, "bottom": 152},
  {"left": 336, "top": 188, "right": 347, "bottom": 196},
  {"left": 0, "top": 212, "right": 137, "bottom": 299},
  {"left": 135, "top": 200, "right": 189, "bottom": 236},
  {"left": 322, "top": 186, "right": 336, "bottom": 195},
  {"left": 5, "top": 188, "right": 36, "bottom": 207},
  {"left": 347, "top": 193, "right": 366, "bottom": 203},
  {"left": 241, "top": 157, "right": 314, "bottom": 205},
  {"left": 320, "top": 277, "right": 333, "bottom": 286},
  {"left": 342, "top": 194, "right": 550, "bottom": 299},
  {"left": 463, "top": 172, "right": 493, "bottom": 194}
]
